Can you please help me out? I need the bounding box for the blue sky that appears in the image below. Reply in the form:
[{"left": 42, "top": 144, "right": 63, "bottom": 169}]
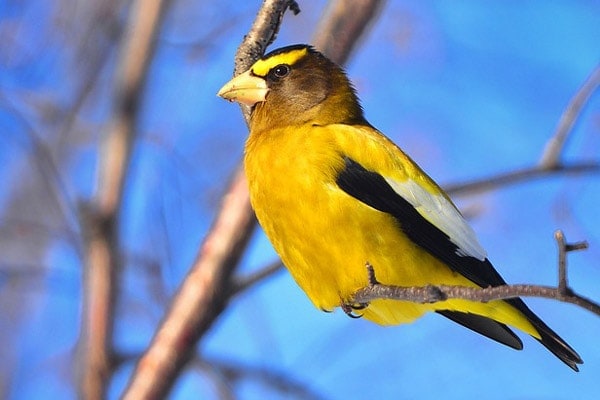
[{"left": 1, "top": 1, "right": 599, "bottom": 399}]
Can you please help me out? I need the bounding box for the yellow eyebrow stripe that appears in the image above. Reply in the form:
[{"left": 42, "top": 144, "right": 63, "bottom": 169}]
[{"left": 252, "top": 47, "right": 308, "bottom": 77}]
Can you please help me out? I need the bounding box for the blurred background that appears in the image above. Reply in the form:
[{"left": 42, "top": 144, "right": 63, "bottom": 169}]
[{"left": 1, "top": 0, "right": 599, "bottom": 398}]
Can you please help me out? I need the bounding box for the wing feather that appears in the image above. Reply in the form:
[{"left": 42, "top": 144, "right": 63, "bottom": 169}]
[{"left": 335, "top": 155, "right": 505, "bottom": 287}]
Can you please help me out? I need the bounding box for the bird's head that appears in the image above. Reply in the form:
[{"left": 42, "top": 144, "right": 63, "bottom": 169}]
[{"left": 218, "top": 44, "right": 365, "bottom": 131}]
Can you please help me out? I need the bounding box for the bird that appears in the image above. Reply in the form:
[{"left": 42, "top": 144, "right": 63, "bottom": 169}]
[{"left": 217, "top": 44, "right": 582, "bottom": 370}]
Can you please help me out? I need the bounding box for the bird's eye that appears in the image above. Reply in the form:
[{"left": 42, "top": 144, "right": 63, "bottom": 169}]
[{"left": 270, "top": 64, "right": 290, "bottom": 79}]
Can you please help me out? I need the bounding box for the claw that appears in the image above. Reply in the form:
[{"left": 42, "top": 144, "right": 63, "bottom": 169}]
[{"left": 341, "top": 301, "right": 369, "bottom": 319}]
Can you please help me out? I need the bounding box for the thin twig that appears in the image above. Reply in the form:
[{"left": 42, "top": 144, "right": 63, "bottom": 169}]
[
  {"left": 78, "top": 1, "right": 168, "bottom": 399},
  {"left": 354, "top": 282, "right": 600, "bottom": 316},
  {"left": 445, "top": 161, "right": 600, "bottom": 197},
  {"left": 353, "top": 231, "right": 600, "bottom": 316},
  {"left": 539, "top": 64, "right": 600, "bottom": 168},
  {"left": 194, "top": 356, "right": 326, "bottom": 400},
  {"left": 229, "top": 260, "right": 284, "bottom": 297},
  {"left": 555, "top": 230, "right": 588, "bottom": 295},
  {"left": 0, "top": 95, "right": 82, "bottom": 254},
  {"left": 556, "top": 230, "right": 569, "bottom": 294}
]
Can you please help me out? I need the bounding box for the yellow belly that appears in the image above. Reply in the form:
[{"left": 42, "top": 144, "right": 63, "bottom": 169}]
[{"left": 244, "top": 124, "right": 537, "bottom": 336}]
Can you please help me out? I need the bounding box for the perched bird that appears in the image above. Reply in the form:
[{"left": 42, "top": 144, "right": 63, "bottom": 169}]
[{"left": 218, "top": 44, "right": 582, "bottom": 370}]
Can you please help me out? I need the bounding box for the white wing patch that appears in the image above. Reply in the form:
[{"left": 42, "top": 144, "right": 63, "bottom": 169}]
[{"left": 384, "top": 177, "right": 487, "bottom": 261}]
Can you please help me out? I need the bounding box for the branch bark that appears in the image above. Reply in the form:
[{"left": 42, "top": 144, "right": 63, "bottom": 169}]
[{"left": 353, "top": 230, "right": 600, "bottom": 316}]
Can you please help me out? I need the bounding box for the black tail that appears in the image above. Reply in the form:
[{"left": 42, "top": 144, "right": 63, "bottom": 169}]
[
  {"left": 439, "top": 298, "right": 582, "bottom": 371},
  {"left": 508, "top": 297, "right": 582, "bottom": 371}
]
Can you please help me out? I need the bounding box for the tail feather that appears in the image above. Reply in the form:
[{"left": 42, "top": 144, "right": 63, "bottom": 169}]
[
  {"left": 437, "top": 310, "right": 523, "bottom": 350},
  {"left": 507, "top": 297, "right": 583, "bottom": 371},
  {"left": 437, "top": 298, "right": 582, "bottom": 371}
]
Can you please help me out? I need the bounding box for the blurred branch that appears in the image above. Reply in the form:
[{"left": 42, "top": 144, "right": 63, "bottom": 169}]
[
  {"left": 539, "top": 64, "right": 600, "bottom": 168},
  {"left": 445, "top": 161, "right": 600, "bottom": 196},
  {"left": 353, "top": 230, "right": 600, "bottom": 316},
  {"left": 78, "top": 1, "right": 168, "bottom": 399},
  {"left": 0, "top": 95, "right": 82, "bottom": 251},
  {"left": 312, "top": 0, "right": 385, "bottom": 64},
  {"left": 121, "top": 2, "right": 301, "bottom": 399},
  {"left": 229, "top": 260, "right": 284, "bottom": 297},
  {"left": 446, "top": 63, "right": 600, "bottom": 197},
  {"left": 196, "top": 356, "right": 326, "bottom": 400},
  {"left": 122, "top": 166, "right": 256, "bottom": 400},
  {"left": 57, "top": 1, "right": 123, "bottom": 150}
]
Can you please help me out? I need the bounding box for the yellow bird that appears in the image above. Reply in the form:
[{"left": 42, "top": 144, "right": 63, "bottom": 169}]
[{"left": 218, "top": 44, "right": 582, "bottom": 370}]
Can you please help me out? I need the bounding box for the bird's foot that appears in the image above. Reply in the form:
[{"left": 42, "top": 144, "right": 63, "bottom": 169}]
[{"left": 341, "top": 301, "right": 369, "bottom": 319}]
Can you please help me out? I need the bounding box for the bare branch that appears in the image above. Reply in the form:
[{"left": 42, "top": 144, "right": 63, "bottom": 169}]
[
  {"left": 539, "top": 64, "right": 600, "bottom": 168},
  {"left": 229, "top": 260, "right": 284, "bottom": 297},
  {"left": 233, "top": 0, "right": 300, "bottom": 122},
  {"left": 445, "top": 161, "right": 600, "bottom": 197},
  {"left": 121, "top": 2, "right": 301, "bottom": 398},
  {"left": 353, "top": 230, "right": 600, "bottom": 317},
  {"left": 234, "top": 0, "right": 300, "bottom": 75},
  {"left": 355, "top": 281, "right": 600, "bottom": 316},
  {"left": 195, "top": 356, "right": 326, "bottom": 400},
  {"left": 78, "top": 0, "right": 168, "bottom": 399},
  {"left": 554, "top": 230, "right": 588, "bottom": 295},
  {"left": 312, "top": 0, "right": 385, "bottom": 64}
]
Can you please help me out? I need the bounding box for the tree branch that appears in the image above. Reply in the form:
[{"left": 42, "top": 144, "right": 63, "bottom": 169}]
[
  {"left": 446, "top": 62, "right": 600, "bottom": 197},
  {"left": 234, "top": 0, "right": 300, "bottom": 123},
  {"left": 539, "top": 64, "right": 600, "bottom": 168},
  {"left": 445, "top": 161, "right": 600, "bottom": 196},
  {"left": 195, "top": 356, "right": 326, "bottom": 400},
  {"left": 312, "top": 0, "right": 385, "bottom": 64},
  {"left": 78, "top": 1, "right": 168, "bottom": 399},
  {"left": 352, "top": 230, "right": 600, "bottom": 316},
  {"left": 121, "top": 2, "right": 300, "bottom": 399},
  {"left": 229, "top": 260, "right": 284, "bottom": 297}
]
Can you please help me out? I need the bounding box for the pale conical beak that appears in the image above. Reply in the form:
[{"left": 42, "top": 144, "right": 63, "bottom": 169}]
[{"left": 217, "top": 70, "right": 269, "bottom": 107}]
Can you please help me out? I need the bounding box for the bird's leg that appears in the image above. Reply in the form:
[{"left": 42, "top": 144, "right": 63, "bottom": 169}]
[{"left": 341, "top": 261, "right": 379, "bottom": 318}]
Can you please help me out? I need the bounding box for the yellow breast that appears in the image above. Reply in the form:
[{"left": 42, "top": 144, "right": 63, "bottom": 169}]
[{"left": 244, "top": 122, "right": 536, "bottom": 334}]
